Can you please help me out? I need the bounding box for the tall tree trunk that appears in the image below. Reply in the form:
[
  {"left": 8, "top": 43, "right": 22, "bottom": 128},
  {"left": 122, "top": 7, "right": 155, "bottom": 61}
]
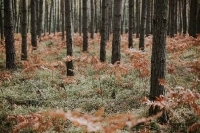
[
  {"left": 65, "top": 0, "right": 74, "bottom": 76},
  {"left": 61, "top": 0, "right": 65, "bottom": 40},
  {"left": 57, "top": 0, "right": 60, "bottom": 32},
  {"left": 121, "top": 0, "right": 126, "bottom": 34},
  {"left": 128, "top": 0, "right": 133, "bottom": 48},
  {"left": 21, "top": 0, "right": 27, "bottom": 60},
  {"left": 53, "top": 0, "right": 56, "bottom": 35},
  {"left": 108, "top": 0, "right": 113, "bottom": 35},
  {"left": 49, "top": 0, "right": 53, "bottom": 34},
  {"left": 82, "top": 0, "right": 88, "bottom": 51},
  {"left": 79, "top": 0, "right": 82, "bottom": 35},
  {"left": 111, "top": 0, "right": 122, "bottom": 64},
  {"left": 100, "top": 0, "right": 107, "bottom": 62},
  {"left": 188, "top": 0, "right": 197, "bottom": 38},
  {"left": 136, "top": 0, "right": 140, "bottom": 38},
  {"left": 139, "top": 0, "right": 147, "bottom": 51},
  {"left": 133, "top": 0, "right": 135, "bottom": 34},
  {"left": 168, "top": 0, "right": 171, "bottom": 35},
  {"left": 0, "top": 0, "right": 4, "bottom": 44},
  {"left": 146, "top": 0, "right": 151, "bottom": 36},
  {"left": 149, "top": 0, "right": 168, "bottom": 123},
  {"left": 178, "top": 0, "right": 183, "bottom": 34},
  {"left": 16, "top": 0, "right": 22, "bottom": 34},
  {"left": 182, "top": 0, "right": 187, "bottom": 35},
  {"left": 150, "top": 0, "right": 154, "bottom": 34},
  {"left": 44, "top": 0, "right": 48, "bottom": 35},
  {"left": 27, "top": 0, "right": 30, "bottom": 33},
  {"left": 74, "top": 0, "right": 78, "bottom": 33},
  {"left": 197, "top": 3, "right": 200, "bottom": 33},
  {"left": 13, "top": 0, "right": 17, "bottom": 32},
  {"left": 174, "top": 0, "right": 178, "bottom": 34},
  {"left": 31, "top": 0, "right": 37, "bottom": 49},
  {"left": 38, "top": 0, "right": 43, "bottom": 38},
  {"left": 94, "top": 0, "right": 98, "bottom": 33},
  {"left": 90, "top": 0, "right": 94, "bottom": 39},
  {"left": 36, "top": 0, "right": 39, "bottom": 35},
  {"left": 170, "top": 0, "right": 175, "bottom": 37},
  {"left": 4, "top": 0, "right": 16, "bottom": 69}
]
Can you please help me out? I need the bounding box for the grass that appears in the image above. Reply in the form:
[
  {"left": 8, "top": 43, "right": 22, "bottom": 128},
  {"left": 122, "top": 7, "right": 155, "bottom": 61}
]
[{"left": 0, "top": 33, "right": 199, "bottom": 132}]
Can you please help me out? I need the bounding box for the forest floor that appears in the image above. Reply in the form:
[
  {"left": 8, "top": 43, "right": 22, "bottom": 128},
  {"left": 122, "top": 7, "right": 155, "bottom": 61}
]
[{"left": 0, "top": 33, "right": 200, "bottom": 133}]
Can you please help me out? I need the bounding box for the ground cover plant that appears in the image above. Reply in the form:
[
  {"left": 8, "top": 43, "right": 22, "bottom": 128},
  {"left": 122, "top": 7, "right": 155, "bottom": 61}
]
[{"left": 0, "top": 33, "right": 200, "bottom": 133}]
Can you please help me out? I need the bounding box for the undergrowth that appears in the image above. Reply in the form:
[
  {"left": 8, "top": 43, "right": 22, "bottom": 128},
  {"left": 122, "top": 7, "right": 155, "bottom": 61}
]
[{"left": 0, "top": 33, "right": 199, "bottom": 132}]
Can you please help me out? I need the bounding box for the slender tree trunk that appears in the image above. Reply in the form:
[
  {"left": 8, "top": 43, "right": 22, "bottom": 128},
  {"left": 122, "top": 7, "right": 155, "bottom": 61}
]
[
  {"left": 94, "top": 0, "right": 98, "bottom": 33},
  {"left": 167, "top": 0, "right": 170, "bottom": 35},
  {"left": 133, "top": 0, "right": 135, "bottom": 34},
  {"left": 139, "top": 0, "right": 147, "bottom": 51},
  {"left": 31, "top": 0, "right": 37, "bottom": 49},
  {"left": 49, "top": 0, "right": 53, "bottom": 34},
  {"left": 174, "top": 0, "right": 178, "bottom": 34},
  {"left": 0, "top": 0, "right": 4, "bottom": 44},
  {"left": 188, "top": 0, "right": 197, "bottom": 38},
  {"left": 61, "top": 0, "right": 65, "bottom": 40},
  {"left": 21, "top": 0, "right": 27, "bottom": 60},
  {"left": 53, "top": 0, "right": 56, "bottom": 35},
  {"left": 128, "top": 0, "right": 133, "bottom": 48},
  {"left": 149, "top": 0, "right": 168, "bottom": 123},
  {"left": 27, "top": 0, "right": 31, "bottom": 33},
  {"left": 108, "top": 0, "right": 113, "bottom": 35},
  {"left": 36, "top": 0, "right": 39, "bottom": 35},
  {"left": 146, "top": 0, "right": 151, "bottom": 36},
  {"left": 82, "top": 0, "right": 88, "bottom": 51},
  {"left": 90, "top": 0, "right": 94, "bottom": 39},
  {"left": 65, "top": 0, "right": 74, "bottom": 76},
  {"left": 13, "top": 0, "right": 17, "bottom": 32},
  {"left": 79, "top": 0, "right": 82, "bottom": 35},
  {"left": 4, "top": 0, "right": 16, "bottom": 69},
  {"left": 111, "top": 0, "right": 122, "bottom": 64},
  {"left": 136, "top": 0, "right": 140, "bottom": 38},
  {"left": 170, "top": 0, "right": 175, "bottom": 37},
  {"left": 182, "top": 0, "right": 187, "bottom": 35},
  {"left": 38, "top": 0, "right": 43, "bottom": 38},
  {"left": 16, "top": 0, "right": 22, "bottom": 34},
  {"left": 197, "top": 3, "right": 200, "bottom": 33},
  {"left": 121, "top": 0, "right": 126, "bottom": 34},
  {"left": 100, "top": 0, "right": 107, "bottom": 62},
  {"left": 44, "top": 0, "right": 48, "bottom": 35},
  {"left": 178, "top": 0, "right": 183, "bottom": 34},
  {"left": 150, "top": 0, "right": 154, "bottom": 34},
  {"left": 57, "top": 0, "right": 60, "bottom": 32}
]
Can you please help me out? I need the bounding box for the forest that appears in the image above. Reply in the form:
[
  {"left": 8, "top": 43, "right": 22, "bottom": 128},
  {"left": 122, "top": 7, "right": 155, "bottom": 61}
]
[{"left": 0, "top": 0, "right": 200, "bottom": 132}]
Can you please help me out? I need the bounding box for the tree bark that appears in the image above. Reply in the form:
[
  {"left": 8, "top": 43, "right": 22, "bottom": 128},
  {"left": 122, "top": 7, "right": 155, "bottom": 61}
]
[
  {"left": 0, "top": 0, "right": 4, "bottom": 44},
  {"left": 21, "top": 0, "right": 27, "bottom": 60},
  {"left": 111, "top": 0, "right": 122, "bottom": 64},
  {"left": 49, "top": 0, "right": 53, "bottom": 34},
  {"left": 4, "top": 0, "right": 16, "bottom": 69},
  {"left": 170, "top": 0, "right": 175, "bottom": 37},
  {"left": 100, "top": 0, "right": 107, "bottom": 62},
  {"left": 178, "top": 0, "right": 183, "bottom": 34},
  {"left": 65, "top": 0, "right": 74, "bottom": 76},
  {"left": 136, "top": 0, "right": 140, "bottom": 38},
  {"left": 182, "top": 0, "right": 187, "bottom": 35},
  {"left": 174, "top": 0, "right": 178, "bottom": 34},
  {"left": 121, "top": 0, "right": 126, "bottom": 34},
  {"left": 82, "top": 0, "right": 88, "bottom": 51},
  {"left": 146, "top": 0, "right": 151, "bottom": 36},
  {"left": 128, "top": 0, "right": 133, "bottom": 48},
  {"left": 149, "top": 0, "right": 168, "bottom": 123},
  {"left": 90, "top": 0, "right": 94, "bottom": 39},
  {"left": 197, "top": 3, "right": 200, "bottom": 34},
  {"left": 139, "top": 0, "right": 147, "bottom": 51},
  {"left": 57, "top": 0, "right": 60, "bottom": 32},
  {"left": 61, "top": 0, "right": 65, "bottom": 40},
  {"left": 189, "top": 0, "right": 197, "bottom": 38},
  {"left": 31, "top": 0, "right": 37, "bottom": 49},
  {"left": 38, "top": 0, "right": 43, "bottom": 38},
  {"left": 79, "top": 0, "right": 82, "bottom": 35}
]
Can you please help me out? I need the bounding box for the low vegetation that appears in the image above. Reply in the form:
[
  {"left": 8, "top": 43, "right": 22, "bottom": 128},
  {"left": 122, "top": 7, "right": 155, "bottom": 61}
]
[{"left": 0, "top": 33, "right": 199, "bottom": 132}]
